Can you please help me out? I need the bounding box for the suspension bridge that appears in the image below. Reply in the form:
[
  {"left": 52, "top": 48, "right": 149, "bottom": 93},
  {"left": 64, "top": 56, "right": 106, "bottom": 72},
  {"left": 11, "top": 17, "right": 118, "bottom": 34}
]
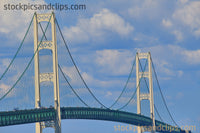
[{"left": 0, "top": 12, "right": 191, "bottom": 133}]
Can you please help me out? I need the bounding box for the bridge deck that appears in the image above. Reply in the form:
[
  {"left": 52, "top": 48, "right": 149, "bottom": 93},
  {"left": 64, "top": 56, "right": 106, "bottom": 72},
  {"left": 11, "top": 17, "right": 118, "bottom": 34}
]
[{"left": 0, "top": 107, "right": 189, "bottom": 133}]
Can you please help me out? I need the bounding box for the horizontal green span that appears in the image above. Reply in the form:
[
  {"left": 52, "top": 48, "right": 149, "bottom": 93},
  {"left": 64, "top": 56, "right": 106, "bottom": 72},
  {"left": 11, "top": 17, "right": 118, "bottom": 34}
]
[{"left": 0, "top": 107, "right": 190, "bottom": 133}]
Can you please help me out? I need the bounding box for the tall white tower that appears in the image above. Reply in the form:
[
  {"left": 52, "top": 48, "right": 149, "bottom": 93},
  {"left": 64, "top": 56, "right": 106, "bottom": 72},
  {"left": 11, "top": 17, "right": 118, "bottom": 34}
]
[
  {"left": 34, "top": 12, "right": 61, "bottom": 133},
  {"left": 136, "top": 52, "right": 155, "bottom": 133}
]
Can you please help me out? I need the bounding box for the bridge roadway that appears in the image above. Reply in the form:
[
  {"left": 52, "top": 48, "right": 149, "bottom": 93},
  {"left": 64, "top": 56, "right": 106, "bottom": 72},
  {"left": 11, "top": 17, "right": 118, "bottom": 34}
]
[{"left": 0, "top": 107, "right": 190, "bottom": 133}]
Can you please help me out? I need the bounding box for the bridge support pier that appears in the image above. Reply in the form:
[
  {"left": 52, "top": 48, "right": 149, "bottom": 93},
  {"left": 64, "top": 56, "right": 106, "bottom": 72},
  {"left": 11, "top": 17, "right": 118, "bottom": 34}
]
[
  {"left": 136, "top": 52, "right": 156, "bottom": 133},
  {"left": 34, "top": 12, "right": 61, "bottom": 133}
]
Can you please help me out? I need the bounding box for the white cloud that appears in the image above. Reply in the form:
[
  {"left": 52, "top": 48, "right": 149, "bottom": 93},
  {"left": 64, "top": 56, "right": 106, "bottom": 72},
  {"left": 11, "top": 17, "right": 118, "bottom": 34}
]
[
  {"left": 156, "top": 60, "right": 175, "bottom": 76},
  {"left": 0, "top": 83, "right": 14, "bottom": 97},
  {"left": 63, "top": 26, "right": 89, "bottom": 44},
  {"left": 0, "top": 57, "right": 35, "bottom": 88},
  {"left": 118, "top": 96, "right": 136, "bottom": 105},
  {"left": 177, "top": 70, "right": 183, "bottom": 77},
  {"left": 0, "top": 83, "right": 10, "bottom": 93},
  {"left": 95, "top": 49, "right": 134, "bottom": 75},
  {"left": 159, "top": 1, "right": 200, "bottom": 41},
  {"left": 165, "top": 45, "right": 200, "bottom": 65},
  {"left": 82, "top": 72, "right": 95, "bottom": 84},
  {"left": 133, "top": 33, "right": 159, "bottom": 45},
  {"left": 162, "top": 19, "right": 172, "bottom": 28},
  {"left": 62, "top": 66, "right": 83, "bottom": 87},
  {"left": 89, "top": 45, "right": 200, "bottom": 83},
  {"left": 182, "top": 49, "right": 200, "bottom": 64},
  {"left": 158, "top": 45, "right": 200, "bottom": 65},
  {"left": 127, "top": 0, "right": 163, "bottom": 20},
  {"left": 163, "top": 1, "right": 200, "bottom": 39},
  {"left": 136, "top": 45, "right": 176, "bottom": 77},
  {"left": 179, "top": 0, "right": 189, "bottom": 4},
  {"left": 0, "top": 0, "right": 47, "bottom": 40},
  {"left": 82, "top": 72, "right": 124, "bottom": 88},
  {"left": 105, "top": 91, "right": 112, "bottom": 97},
  {"left": 2, "top": 58, "right": 10, "bottom": 67},
  {"left": 0, "top": 58, "right": 10, "bottom": 74},
  {"left": 194, "top": 28, "right": 200, "bottom": 37},
  {"left": 74, "top": 88, "right": 89, "bottom": 96},
  {"left": 63, "top": 8, "right": 134, "bottom": 44},
  {"left": 61, "top": 66, "right": 123, "bottom": 89},
  {"left": 172, "top": 30, "right": 183, "bottom": 41},
  {"left": 172, "top": 1, "right": 200, "bottom": 32},
  {"left": 136, "top": 45, "right": 200, "bottom": 80}
]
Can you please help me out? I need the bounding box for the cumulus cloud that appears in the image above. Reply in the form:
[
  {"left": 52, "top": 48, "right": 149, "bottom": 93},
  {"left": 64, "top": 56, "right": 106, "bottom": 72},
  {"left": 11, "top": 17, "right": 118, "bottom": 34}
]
[
  {"left": 82, "top": 72, "right": 124, "bottom": 88},
  {"left": 172, "top": 30, "right": 183, "bottom": 41},
  {"left": 172, "top": 1, "right": 200, "bottom": 30},
  {"left": 150, "top": 45, "right": 200, "bottom": 69},
  {"left": 0, "top": 0, "right": 46, "bottom": 40},
  {"left": 136, "top": 45, "right": 200, "bottom": 79},
  {"left": 182, "top": 49, "right": 200, "bottom": 64},
  {"left": 127, "top": 0, "right": 165, "bottom": 20},
  {"left": 0, "top": 83, "right": 10, "bottom": 93},
  {"left": 95, "top": 49, "right": 134, "bottom": 75},
  {"left": 92, "top": 46, "right": 198, "bottom": 80},
  {"left": 0, "top": 58, "right": 10, "bottom": 74},
  {"left": 162, "top": 19, "right": 172, "bottom": 28},
  {"left": 118, "top": 96, "right": 136, "bottom": 105},
  {"left": 63, "top": 8, "right": 134, "bottom": 44},
  {"left": 162, "top": 1, "right": 200, "bottom": 39},
  {"left": 61, "top": 66, "right": 83, "bottom": 87},
  {"left": 61, "top": 66, "right": 123, "bottom": 89},
  {"left": 105, "top": 91, "right": 112, "bottom": 97},
  {"left": 0, "top": 83, "right": 14, "bottom": 97},
  {"left": 179, "top": 0, "right": 189, "bottom": 4},
  {"left": 165, "top": 45, "right": 200, "bottom": 65}
]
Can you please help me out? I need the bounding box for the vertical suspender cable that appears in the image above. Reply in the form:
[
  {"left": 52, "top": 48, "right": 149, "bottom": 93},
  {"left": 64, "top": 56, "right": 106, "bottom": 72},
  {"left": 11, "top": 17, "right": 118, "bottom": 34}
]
[
  {"left": 55, "top": 18, "right": 108, "bottom": 109},
  {"left": 0, "top": 13, "right": 52, "bottom": 101},
  {"left": 0, "top": 15, "right": 34, "bottom": 80},
  {"left": 39, "top": 22, "right": 89, "bottom": 107},
  {"left": 150, "top": 56, "right": 179, "bottom": 126}
]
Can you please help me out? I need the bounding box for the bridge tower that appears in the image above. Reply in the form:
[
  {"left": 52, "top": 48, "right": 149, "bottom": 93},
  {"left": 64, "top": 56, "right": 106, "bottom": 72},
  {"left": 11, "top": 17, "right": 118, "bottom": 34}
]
[
  {"left": 33, "top": 12, "right": 61, "bottom": 133},
  {"left": 136, "top": 52, "right": 155, "bottom": 133}
]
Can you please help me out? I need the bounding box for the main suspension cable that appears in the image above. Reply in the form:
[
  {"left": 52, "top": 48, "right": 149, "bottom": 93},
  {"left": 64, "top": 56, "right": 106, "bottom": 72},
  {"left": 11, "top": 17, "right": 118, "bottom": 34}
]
[
  {"left": 138, "top": 57, "right": 164, "bottom": 122},
  {"left": 109, "top": 56, "right": 136, "bottom": 108},
  {"left": 55, "top": 18, "right": 108, "bottom": 109},
  {"left": 58, "top": 64, "right": 90, "bottom": 107},
  {"left": 0, "top": 13, "right": 52, "bottom": 101},
  {"left": 0, "top": 15, "right": 34, "bottom": 80},
  {"left": 117, "top": 57, "right": 148, "bottom": 110},
  {"left": 150, "top": 56, "right": 179, "bottom": 126},
  {"left": 39, "top": 20, "right": 90, "bottom": 108}
]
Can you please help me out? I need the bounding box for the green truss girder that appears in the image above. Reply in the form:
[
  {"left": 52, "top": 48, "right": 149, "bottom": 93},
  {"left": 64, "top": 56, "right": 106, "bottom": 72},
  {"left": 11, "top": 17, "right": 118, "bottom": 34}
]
[{"left": 0, "top": 107, "right": 189, "bottom": 133}]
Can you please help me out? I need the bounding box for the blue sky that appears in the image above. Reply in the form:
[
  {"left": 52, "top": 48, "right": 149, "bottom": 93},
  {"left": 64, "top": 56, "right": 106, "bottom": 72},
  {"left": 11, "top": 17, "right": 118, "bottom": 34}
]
[{"left": 0, "top": 0, "right": 200, "bottom": 133}]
